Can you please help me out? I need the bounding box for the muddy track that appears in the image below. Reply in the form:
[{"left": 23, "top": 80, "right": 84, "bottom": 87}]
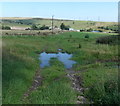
[
  {"left": 22, "top": 70, "right": 42, "bottom": 103},
  {"left": 22, "top": 68, "right": 90, "bottom": 104},
  {"left": 66, "top": 69, "right": 90, "bottom": 104}
]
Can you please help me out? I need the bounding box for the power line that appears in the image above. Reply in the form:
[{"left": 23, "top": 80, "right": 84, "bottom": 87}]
[{"left": 98, "top": 16, "right": 100, "bottom": 21}]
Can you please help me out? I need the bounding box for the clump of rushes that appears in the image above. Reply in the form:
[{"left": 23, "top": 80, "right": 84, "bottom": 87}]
[
  {"left": 85, "top": 34, "right": 89, "bottom": 38},
  {"left": 96, "top": 35, "right": 119, "bottom": 45},
  {"left": 69, "top": 34, "right": 72, "bottom": 38},
  {"left": 78, "top": 43, "right": 81, "bottom": 48}
]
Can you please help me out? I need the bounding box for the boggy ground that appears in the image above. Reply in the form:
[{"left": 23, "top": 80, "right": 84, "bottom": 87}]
[{"left": 2, "top": 31, "right": 119, "bottom": 104}]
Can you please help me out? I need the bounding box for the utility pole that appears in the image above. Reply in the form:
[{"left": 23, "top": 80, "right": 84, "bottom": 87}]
[
  {"left": 98, "top": 16, "right": 100, "bottom": 22},
  {"left": 52, "top": 15, "right": 54, "bottom": 34},
  {"left": 87, "top": 17, "right": 88, "bottom": 21}
]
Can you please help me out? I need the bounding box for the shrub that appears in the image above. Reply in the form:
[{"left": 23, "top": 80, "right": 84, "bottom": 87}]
[
  {"left": 2, "top": 26, "right": 11, "bottom": 30},
  {"left": 80, "top": 29, "right": 86, "bottom": 32},
  {"left": 31, "top": 24, "right": 49, "bottom": 30},
  {"left": 86, "top": 28, "right": 93, "bottom": 32},
  {"left": 60, "top": 23, "right": 65, "bottom": 30},
  {"left": 87, "top": 80, "right": 119, "bottom": 104},
  {"left": 85, "top": 34, "right": 89, "bottom": 38},
  {"left": 78, "top": 44, "right": 81, "bottom": 48},
  {"left": 64, "top": 26, "right": 69, "bottom": 30},
  {"left": 25, "top": 28, "right": 31, "bottom": 30},
  {"left": 98, "top": 25, "right": 118, "bottom": 33},
  {"left": 69, "top": 34, "right": 72, "bottom": 38},
  {"left": 40, "top": 25, "right": 49, "bottom": 30},
  {"left": 96, "top": 35, "right": 119, "bottom": 45},
  {"left": 31, "top": 24, "right": 38, "bottom": 30},
  {"left": 60, "top": 23, "right": 70, "bottom": 30}
]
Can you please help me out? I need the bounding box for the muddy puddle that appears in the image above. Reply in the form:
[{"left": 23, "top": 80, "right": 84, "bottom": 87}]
[{"left": 39, "top": 52, "right": 76, "bottom": 69}]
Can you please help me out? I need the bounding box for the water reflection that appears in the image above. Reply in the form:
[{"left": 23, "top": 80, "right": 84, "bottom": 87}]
[{"left": 39, "top": 52, "right": 76, "bottom": 69}]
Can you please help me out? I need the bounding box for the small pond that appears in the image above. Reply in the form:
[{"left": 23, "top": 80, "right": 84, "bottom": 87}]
[
  {"left": 39, "top": 52, "right": 76, "bottom": 69},
  {"left": 91, "top": 31, "right": 100, "bottom": 32}
]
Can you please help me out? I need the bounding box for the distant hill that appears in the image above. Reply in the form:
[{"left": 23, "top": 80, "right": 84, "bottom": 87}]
[{"left": 0, "top": 17, "right": 117, "bottom": 30}]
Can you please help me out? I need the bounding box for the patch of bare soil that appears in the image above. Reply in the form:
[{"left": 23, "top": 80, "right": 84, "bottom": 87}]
[
  {"left": 22, "top": 70, "right": 42, "bottom": 103},
  {"left": 96, "top": 59, "right": 120, "bottom": 63},
  {"left": 66, "top": 69, "right": 90, "bottom": 104}
]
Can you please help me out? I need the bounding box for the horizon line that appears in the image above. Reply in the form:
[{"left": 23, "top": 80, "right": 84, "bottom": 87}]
[{"left": 0, "top": 17, "right": 117, "bottom": 22}]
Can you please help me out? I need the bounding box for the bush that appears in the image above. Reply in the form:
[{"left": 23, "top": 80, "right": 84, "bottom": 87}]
[
  {"left": 98, "top": 26, "right": 104, "bottom": 29},
  {"left": 2, "top": 26, "right": 11, "bottom": 30},
  {"left": 69, "top": 34, "right": 72, "bottom": 38},
  {"left": 40, "top": 25, "right": 49, "bottom": 30},
  {"left": 96, "top": 35, "right": 119, "bottom": 45},
  {"left": 60, "top": 23, "right": 70, "bottom": 30},
  {"left": 31, "top": 24, "right": 38, "bottom": 30},
  {"left": 25, "top": 28, "right": 31, "bottom": 30},
  {"left": 98, "top": 25, "right": 118, "bottom": 32},
  {"left": 31, "top": 24, "right": 49, "bottom": 30},
  {"left": 87, "top": 80, "right": 119, "bottom": 104},
  {"left": 85, "top": 34, "right": 89, "bottom": 38},
  {"left": 64, "top": 26, "right": 69, "bottom": 30},
  {"left": 60, "top": 23, "right": 65, "bottom": 30},
  {"left": 80, "top": 29, "right": 86, "bottom": 32},
  {"left": 78, "top": 44, "right": 81, "bottom": 48},
  {"left": 86, "top": 28, "right": 93, "bottom": 32}
]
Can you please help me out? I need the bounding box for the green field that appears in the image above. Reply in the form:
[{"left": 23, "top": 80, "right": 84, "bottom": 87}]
[{"left": 2, "top": 31, "right": 119, "bottom": 104}]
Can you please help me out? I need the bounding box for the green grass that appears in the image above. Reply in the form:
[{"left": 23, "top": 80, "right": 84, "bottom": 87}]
[
  {"left": 2, "top": 22, "right": 29, "bottom": 28},
  {"left": 2, "top": 31, "right": 119, "bottom": 104},
  {"left": 0, "top": 39, "right": 1, "bottom": 105},
  {"left": 79, "top": 65, "right": 119, "bottom": 104},
  {"left": 29, "top": 58, "right": 76, "bottom": 104},
  {"left": 2, "top": 40, "right": 39, "bottom": 104}
]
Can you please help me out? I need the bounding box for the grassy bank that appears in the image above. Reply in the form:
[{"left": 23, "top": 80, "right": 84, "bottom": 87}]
[
  {"left": 2, "top": 32, "right": 119, "bottom": 104},
  {"left": 2, "top": 36, "right": 39, "bottom": 104}
]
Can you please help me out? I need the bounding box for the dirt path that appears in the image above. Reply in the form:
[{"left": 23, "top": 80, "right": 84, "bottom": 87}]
[
  {"left": 22, "top": 70, "right": 42, "bottom": 103},
  {"left": 66, "top": 69, "right": 90, "bottom": 104},
  {"left": 22, "top": 68, "right": 90, "bottom": 104}
]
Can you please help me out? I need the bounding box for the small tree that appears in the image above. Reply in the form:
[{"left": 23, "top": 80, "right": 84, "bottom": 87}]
[
  {"left": 60, "top": 23, "right": 66, "bottom": 30},
  {"left": 31, "top": 24, "right": 38, "bottom": 30},
  {"left": 60, "top": 23, "right": 70, "bottom": 30},
  {"left": 2, "top": 26, "right": 11, "bottom": 30}
]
